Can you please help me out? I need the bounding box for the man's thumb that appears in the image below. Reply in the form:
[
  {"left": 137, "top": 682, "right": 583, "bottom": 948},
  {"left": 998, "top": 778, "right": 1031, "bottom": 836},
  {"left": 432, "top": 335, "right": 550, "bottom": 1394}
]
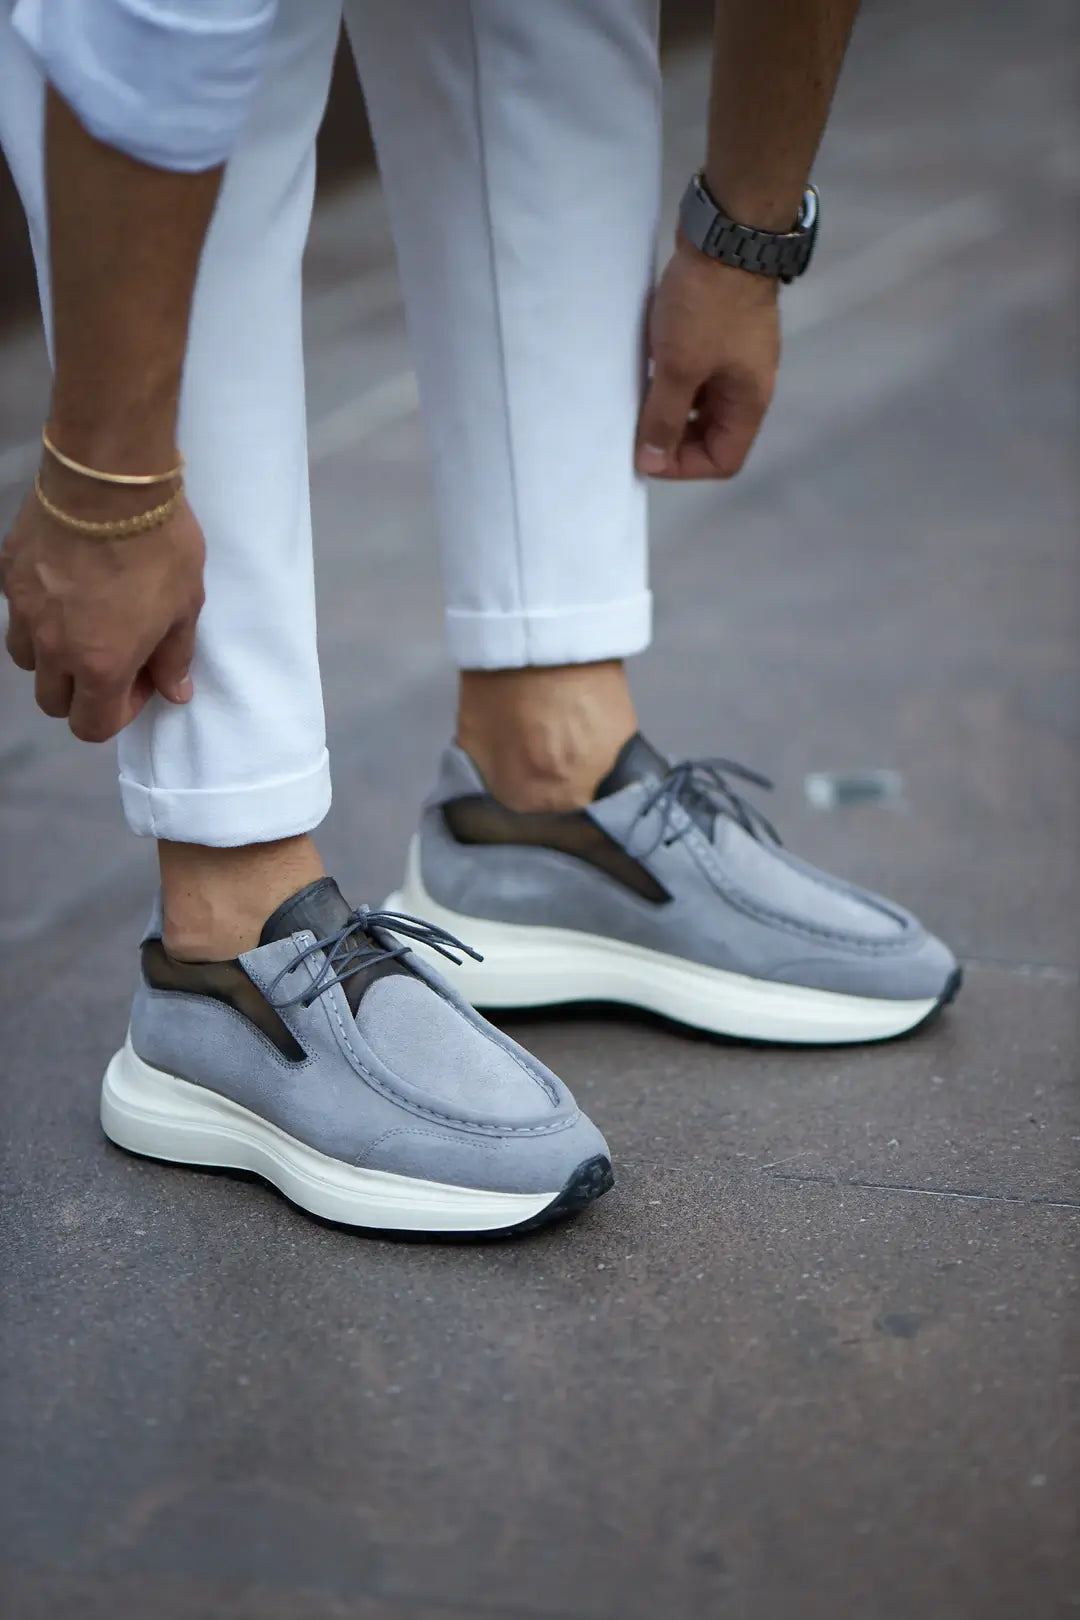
[
  {"left": 635, "top": 364, "right": 698, "bottom": 475},
  {"left": 146, "top": 620, "right": 196, "bottom": 705}
]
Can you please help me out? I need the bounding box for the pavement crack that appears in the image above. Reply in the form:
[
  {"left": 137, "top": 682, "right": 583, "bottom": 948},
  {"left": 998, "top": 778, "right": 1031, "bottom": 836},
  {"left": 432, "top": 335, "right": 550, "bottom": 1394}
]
[
  {"left": 767, "top": 1171, "right": 1080, "bottom": 1209},
  {"left": 962, "top": 954, "right": 1079, "bottom": 984}
]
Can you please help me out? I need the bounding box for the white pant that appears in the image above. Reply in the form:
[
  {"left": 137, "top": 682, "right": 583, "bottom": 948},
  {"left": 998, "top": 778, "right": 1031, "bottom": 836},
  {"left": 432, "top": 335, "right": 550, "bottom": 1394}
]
[{"left": 1, "top": 0, "right": 661, "bottom": 845}]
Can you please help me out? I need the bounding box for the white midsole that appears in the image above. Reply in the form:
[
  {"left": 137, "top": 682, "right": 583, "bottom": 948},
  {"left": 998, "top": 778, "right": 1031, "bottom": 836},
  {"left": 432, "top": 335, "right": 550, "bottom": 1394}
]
[
  {"left": 100, "top": 1039, "right": 560, "bottom": 1233},
  {"left": 386, "top": 837, "right": 939, "bottom": 1045}
]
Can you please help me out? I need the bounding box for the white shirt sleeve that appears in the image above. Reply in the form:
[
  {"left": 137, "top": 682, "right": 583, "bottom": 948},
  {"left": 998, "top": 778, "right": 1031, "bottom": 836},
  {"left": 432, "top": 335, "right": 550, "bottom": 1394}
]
[{"left": 11, "top": 0, "right": 278, "bottom": 172}]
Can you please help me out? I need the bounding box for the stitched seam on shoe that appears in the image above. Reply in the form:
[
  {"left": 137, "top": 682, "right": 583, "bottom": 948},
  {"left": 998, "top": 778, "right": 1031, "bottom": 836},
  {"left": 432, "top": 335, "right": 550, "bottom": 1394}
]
[
  {"left": 684, "top": 828, "right": 919, "bottom": 954},
  {"left": 361, "top": 1126, "right": 509, "bottom": 1165},
  {"left": 620, "top": 795, "right": 915, "bottom": 952},
  {"left": 418, "top": 977, "right": 561, "bottom": 1106},
  {"left": 329, "top": 983, "right": 578, "bottom": 1136},
  {"left": 247, "top": 942, "right": 576, "bottom": 1138},
  {"left": 367, "top": 922, "right": 561, "bottom": 1107}
]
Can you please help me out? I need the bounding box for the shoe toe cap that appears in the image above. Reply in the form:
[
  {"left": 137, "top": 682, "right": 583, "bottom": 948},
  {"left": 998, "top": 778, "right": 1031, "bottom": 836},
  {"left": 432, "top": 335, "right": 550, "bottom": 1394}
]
[
  {"left": 362, "top": 1105, "right": 612, "bottom": 1199},
  {"left": 772, "top": 926, "right": 960, "bottom": 1003}
]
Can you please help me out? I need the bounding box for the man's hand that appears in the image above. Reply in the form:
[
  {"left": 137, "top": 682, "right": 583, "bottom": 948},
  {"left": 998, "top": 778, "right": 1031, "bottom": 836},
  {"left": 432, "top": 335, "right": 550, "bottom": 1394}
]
[
  {"left": 1, "top": 489, "right": 205, "bottom": 742},
  {"left": 636, "top": 0, "right": 861, "bottom": 480},
  {"left": 635, "top": 237, "right": 780, "bottom": 481}
]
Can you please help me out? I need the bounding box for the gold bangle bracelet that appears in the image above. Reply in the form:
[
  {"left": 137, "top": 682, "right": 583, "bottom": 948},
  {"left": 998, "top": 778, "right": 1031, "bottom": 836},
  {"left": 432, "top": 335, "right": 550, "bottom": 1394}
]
[
  {"left": 41, "top": 427, "right": 185, "bottom": 487},
  {"left": 34, "top": 471, "right": 183, "bottom": 538}
]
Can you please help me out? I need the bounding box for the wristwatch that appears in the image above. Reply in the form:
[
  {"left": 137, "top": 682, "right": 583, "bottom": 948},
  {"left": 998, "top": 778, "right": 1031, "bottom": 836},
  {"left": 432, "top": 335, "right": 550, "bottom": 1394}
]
[{"left": 678, "top": 172, "right": 819, "bottom": 283}]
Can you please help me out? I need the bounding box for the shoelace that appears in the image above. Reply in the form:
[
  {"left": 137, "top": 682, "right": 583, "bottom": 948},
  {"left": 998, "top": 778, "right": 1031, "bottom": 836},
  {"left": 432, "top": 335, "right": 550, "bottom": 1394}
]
[
  {"left": 265, "top": 906, "right": 483, "bottom": 1010},
  {"left": 634, "top": 757, "right": 781, "bottom": 853}
]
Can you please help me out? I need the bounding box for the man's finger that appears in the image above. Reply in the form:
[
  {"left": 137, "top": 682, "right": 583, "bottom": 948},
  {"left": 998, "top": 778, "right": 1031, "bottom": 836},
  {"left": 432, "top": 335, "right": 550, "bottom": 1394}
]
[
  {"left": 34, "top": 662, "right": 74, "bottom": 718},
  {"left": 145, "top": 618, "right": 196, "bottom": 705},
  {"left": 705, "top": 381, "right": 772, "bottom": 479},
  {"left": 67, "top": 676, "right": 137, "bottom": 743},
  {"left": 130, "top": 667, "right": 156, "bottom": 713},
  {"left": 635, "top": 364, "right": 701, "bottom": 476},
  {"left": 5, "top": 612, "right": 36, "bottom": 671},
  {"left": 671, "top": 439, "right": 725, "bottom": 480}
]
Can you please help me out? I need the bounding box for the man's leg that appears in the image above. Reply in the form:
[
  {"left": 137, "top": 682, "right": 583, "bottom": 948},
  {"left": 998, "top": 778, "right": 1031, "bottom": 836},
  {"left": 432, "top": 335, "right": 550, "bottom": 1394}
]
[
  {"left": 0, "top": 2, "right": 615, "bottom": 1232},
  {"left": 0, "top": 0, "right": 341, "bottom": 955},
  {"left": 351, "top": 0, "right": 960, "bottom": 1045},
  {"left": 344, "top": 0, "right": 661, "bottom": 810}
]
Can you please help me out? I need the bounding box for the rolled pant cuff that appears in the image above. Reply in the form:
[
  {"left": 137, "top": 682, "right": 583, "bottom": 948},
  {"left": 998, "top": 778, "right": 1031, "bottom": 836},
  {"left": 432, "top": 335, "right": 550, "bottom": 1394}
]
[
  {"left": 119, "top": 751, "right": 332, "bottom": 846},
  {"left": 446, "top": 591, "right": 652, "bottom": 670}
]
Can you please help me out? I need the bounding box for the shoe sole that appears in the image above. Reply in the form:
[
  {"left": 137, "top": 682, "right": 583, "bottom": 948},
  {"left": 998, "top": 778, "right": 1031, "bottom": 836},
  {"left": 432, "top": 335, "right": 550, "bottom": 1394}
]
[
  {"left": 101, "top": 1039, "right": 612, "bottom": 1237},
  {"left": 386, "top": 838, "right": 960, "bottom": 1046}
]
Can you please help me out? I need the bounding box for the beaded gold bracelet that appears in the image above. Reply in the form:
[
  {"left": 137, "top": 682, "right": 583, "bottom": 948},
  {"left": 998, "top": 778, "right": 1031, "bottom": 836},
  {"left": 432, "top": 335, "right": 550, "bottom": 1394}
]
[
  {"left": 41, "top": 428, "right": 185, "bottom": 487},
  {"left": 34, "top": 471, "right": 184, "bottom": 538}
]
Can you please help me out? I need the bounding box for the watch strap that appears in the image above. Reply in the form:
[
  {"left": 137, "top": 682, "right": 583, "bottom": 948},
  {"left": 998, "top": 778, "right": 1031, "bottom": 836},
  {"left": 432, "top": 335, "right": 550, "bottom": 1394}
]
[{"left": 679, "top": 173, "right": 819, "bottom": 283}]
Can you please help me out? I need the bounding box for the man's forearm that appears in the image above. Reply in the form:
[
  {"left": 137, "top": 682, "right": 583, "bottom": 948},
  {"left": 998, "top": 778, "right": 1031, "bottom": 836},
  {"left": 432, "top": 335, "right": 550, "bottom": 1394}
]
[
  {"left": 706, "top": 0, "right": 861, "bottom": 232},
  {"left": 4, "top": 91, "right": 216, "bottom": 740},
  {"left": 45, "top": 90, "right": 222, "bottom": 474}
]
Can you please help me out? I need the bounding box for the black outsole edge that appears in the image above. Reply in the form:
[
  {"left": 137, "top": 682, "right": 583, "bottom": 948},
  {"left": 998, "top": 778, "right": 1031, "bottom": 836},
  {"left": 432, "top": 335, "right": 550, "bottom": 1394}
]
[
  {"left": 499, "top": 1153, "right": 615, "bottom": 1238},
  {"left": 376, "top": 1153, "right": 616, "bottom": 1245},
  {"left": 905, "top": 962, "right": 964, "bottom": 1039}
]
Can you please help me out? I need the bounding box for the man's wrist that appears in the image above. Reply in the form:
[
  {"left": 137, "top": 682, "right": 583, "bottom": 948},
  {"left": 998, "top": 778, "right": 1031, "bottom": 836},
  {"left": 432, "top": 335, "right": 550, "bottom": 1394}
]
[
  {"left": 37, "top": 457, "right": 182, "bottom": 525},
  {"left": 674, "top": 228, "right": 779, "bottom": 298},
  {"left": 702, "top": 165, "right": 807, "bottom": 234},
  {"left": 46, "top": 395, "right": 181, "bottom": 479},
  {"left": 41, "top": 397, "right": 183, "bottom": 522},
  {"left": 679, "top": 172, "right": 817, "bottom": 284}
]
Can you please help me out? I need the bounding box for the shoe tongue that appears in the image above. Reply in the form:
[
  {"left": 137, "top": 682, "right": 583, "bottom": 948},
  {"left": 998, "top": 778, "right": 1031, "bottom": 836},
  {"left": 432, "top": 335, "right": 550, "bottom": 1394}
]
[
  {"left": 595, "top": 732, "right": 670, "bottom": 798},
  {"left": 595, "top": 732, "right": 717, "bottom": 838},
  {"left": 258, "top": 876, "right": 411, "bottom": 1013},
  {"left": 259, "top": 877, "right": 353, "bottom": 946}
]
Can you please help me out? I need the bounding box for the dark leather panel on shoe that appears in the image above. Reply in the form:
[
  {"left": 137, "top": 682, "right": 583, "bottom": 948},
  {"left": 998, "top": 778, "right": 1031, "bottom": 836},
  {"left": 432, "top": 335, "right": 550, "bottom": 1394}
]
[
  {"left": 259, "top": 874, "right": 413, "bottom": 1012},
  {"left": 594, "top": 731, "right": 669, "bottom": 796},
  {"left": 141, "top": 940, "right": 308, "bottom": 1063},
  {"left": 442, "top": 796, "right": 670, "bottom": 904}
]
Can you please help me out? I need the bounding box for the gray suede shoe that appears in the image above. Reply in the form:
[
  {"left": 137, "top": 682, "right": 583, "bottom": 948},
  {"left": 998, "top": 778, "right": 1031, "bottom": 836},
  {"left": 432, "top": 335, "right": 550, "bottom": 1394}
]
[
  {"left": 101, "top": 878, "right": 613, "bottom": 1235},
  {"left": 385, "top": 735, "right": 963, "bottom": 1045}
]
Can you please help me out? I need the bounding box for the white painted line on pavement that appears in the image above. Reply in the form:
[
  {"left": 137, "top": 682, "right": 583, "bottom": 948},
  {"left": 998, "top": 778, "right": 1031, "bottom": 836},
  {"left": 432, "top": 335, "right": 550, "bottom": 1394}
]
[
  {"left": 0, "top": 193, "right": 1004, "bottom": 492},
  {"left": 307, "top": 369, "right": 420, "bottom": 464},
  {"left": 783, "top": 193, "right": 1003, "bottom": 334},
  {"left": 302, "top": 193, "right": 1006, "bottom": 465}
]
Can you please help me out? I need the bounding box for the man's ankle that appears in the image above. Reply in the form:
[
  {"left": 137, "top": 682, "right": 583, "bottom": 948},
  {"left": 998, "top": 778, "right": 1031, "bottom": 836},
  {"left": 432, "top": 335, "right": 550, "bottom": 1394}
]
[
  {"left": 456, "top": 661, "right": 638, "bottom": 812},
  {"left": 158, "top": 834, "right": 326, "bottom": 961}
]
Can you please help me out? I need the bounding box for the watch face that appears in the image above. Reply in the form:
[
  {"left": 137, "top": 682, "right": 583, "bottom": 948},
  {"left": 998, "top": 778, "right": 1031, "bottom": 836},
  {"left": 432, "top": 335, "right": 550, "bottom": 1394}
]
[{"left": 799, "top": 185, "right": 819, "bottom": 234}]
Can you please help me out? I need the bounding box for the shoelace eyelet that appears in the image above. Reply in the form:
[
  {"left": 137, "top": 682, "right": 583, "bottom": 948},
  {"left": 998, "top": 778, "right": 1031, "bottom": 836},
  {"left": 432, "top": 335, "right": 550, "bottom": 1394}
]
[
  {"left": 263, "top": 906, "right": 482, "bottom": 1013},
  {"left": 632, "top": 756, "right": 780, "bottom": 856}
]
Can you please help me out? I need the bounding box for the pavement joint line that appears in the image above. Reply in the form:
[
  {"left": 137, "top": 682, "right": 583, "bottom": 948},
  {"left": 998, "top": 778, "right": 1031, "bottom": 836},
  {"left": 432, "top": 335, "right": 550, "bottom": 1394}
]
[
  {"left": 370, "top": 1594, "right": 597, "bottom": 1620},
  {"left": 618, "top": 1158, "right": 1080, "bottom": 1213},
  {"left": 782, "top": 192, "right": 1003, "bottom": 336},
  {"left": 0, "top": 191, "right": 1010, "bottom": 492},
  {"left": 0, "top": 849, "right": 153, "bottom": 954},
  {"left": 755, "top": 1151, "right": 814, "bottom": 1172},
  {"left": 307, "top": 369, "right": 420, "bottom": 464},
  {"left": 300, "top": 192, "right": 1007, "bottom": 470},
  {"left": 962, "top": 955, "right": 1080, "bottom": 984},
  {"left": 649, "top": 250, "right": 1070, "bottom": 541},
  {"left": 339, "top": 1585, "right": 602, "bottom": 1620},
  {"left": 766, "top": 1171, "right": 1080, "bottom": 1211},
  {"left": 3, "top": 857, "right": 1080, "bottom": 988},
  {"left": 0, "top": 1565, "right": 596, "bottom": 1620}
]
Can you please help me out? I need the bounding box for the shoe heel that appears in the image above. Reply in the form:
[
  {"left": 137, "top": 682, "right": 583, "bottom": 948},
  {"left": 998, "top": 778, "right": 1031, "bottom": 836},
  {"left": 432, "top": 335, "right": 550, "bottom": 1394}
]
[{"left": 100, "top": 1039, "right": 233, "bottom": 1167}]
